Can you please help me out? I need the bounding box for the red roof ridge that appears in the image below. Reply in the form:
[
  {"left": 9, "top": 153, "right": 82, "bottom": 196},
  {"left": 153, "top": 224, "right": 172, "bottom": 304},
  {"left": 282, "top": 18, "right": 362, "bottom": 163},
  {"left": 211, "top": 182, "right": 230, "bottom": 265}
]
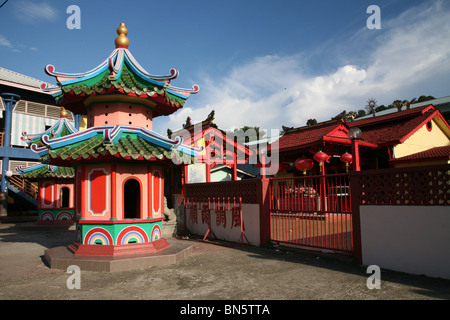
[
  {"left": 282, "top": 119, "right": 345, "bottom": 135},
  {"left": 347, "top": 104, "right": 435, "bottom": 128}
]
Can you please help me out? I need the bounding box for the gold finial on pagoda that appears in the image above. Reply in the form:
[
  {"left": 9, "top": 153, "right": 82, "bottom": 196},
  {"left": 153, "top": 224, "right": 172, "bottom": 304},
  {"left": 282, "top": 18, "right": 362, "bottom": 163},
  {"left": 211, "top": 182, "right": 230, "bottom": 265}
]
[
  {"left": 115, "top": 22, "right": 129, "bottom": 48},
  {"left": 60, "top": 107, "right": 68, "bottom": 118}
]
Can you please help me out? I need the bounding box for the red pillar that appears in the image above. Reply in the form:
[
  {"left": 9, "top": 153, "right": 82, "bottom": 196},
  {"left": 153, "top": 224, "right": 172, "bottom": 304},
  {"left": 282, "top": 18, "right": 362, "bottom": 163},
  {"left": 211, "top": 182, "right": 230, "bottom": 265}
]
[
  {"left": 80, "top": 166, "right": 86, "bottom": 220},
  {"left": 259, "top": 178, "right": 271, "bottom": 245},
  {"left": 232, "top": 146, "right": 237, "bottom": 181},
  {"left": 205, "top": 143, "right": 211, "bottom": 183},
  {"left": 350, "top": 172, "right": 363, "bottom": 263},
  {"left": 352, "top": 140, "right": 361, "bottom": 171},
  {"left": 261, "top": 154, "right": 266, "bottom": 178},
  {"left": 184, "top": 164, "right": 189, "bottom": 185},
  {"left": 320, "top": 162, "right": 327, "bottom": 212},
  {"left": 111, "top": 165, "right": 117, "bottom": 220}
]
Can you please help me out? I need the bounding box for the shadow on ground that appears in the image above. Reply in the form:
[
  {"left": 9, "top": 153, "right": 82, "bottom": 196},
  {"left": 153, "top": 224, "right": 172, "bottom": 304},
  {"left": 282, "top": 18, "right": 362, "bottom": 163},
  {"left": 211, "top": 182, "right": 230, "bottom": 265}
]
[{"left": 1, "top": 222, "right": 449, "bottom": 300}]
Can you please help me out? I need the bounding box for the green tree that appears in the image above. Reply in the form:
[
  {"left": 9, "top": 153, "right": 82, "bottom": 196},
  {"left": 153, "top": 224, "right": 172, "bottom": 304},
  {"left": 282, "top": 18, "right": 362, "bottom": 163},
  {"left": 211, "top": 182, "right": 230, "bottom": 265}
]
[
  {"left": 355, "top": 109, "right": 366, "bottom": 118},
  {"left": 227, "top": 126, "right": 266, "bottom": 143},
  {"left": 418, "top": 95, "right": 435, "bottom": 102}
]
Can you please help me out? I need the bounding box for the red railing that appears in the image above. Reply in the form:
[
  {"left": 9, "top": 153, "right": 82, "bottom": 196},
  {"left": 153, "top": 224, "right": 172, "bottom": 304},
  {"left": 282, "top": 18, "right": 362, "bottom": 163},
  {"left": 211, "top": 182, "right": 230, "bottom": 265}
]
[
  {"left": 0, "top": 132, "right": 4, "bottom": 147},
  {"left": 269, "top": 173, "right": 352, "bottom": 252},
  {"left": 270, "top": 173, "right": 351, "bottom": 213}
]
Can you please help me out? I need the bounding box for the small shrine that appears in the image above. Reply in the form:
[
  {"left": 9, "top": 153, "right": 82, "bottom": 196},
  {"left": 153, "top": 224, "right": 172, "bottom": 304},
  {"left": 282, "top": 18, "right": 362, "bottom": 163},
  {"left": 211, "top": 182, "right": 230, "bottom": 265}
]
[
  {"left": 19, "top": 108, "right": 77, "bottom": 225},
  {"left": 16, "top": 164, "right": 75, "bottom": 225},
  {"left": 32, "top": 23, "right": 203, "bottom": 258}
]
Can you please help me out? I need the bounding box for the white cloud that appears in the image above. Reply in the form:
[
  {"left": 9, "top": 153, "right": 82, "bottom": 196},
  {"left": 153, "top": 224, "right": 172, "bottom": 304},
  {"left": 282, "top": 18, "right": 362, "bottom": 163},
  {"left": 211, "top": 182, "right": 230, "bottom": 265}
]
[
  {"left": 0, "top": 35, "right": 13, "bottom": 49},
  {"left": 0, "top": 34, "right": 40, "bottom": 53},
  {"left": 159, "top": 0, "right": 450, "bottom": 134},
  {"left": 12, "top": 1, "right": 58, "bottom": 23}
]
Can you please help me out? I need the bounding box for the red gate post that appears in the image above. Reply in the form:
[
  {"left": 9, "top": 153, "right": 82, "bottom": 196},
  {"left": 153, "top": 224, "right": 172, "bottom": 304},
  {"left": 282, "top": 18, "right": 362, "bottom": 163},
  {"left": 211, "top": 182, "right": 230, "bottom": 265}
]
[
  {"left": 259, "top": 178, "right": 271, "bottom": 245},
  {"left": 349, "top": 172, "right": 362, "bottom": 263}
]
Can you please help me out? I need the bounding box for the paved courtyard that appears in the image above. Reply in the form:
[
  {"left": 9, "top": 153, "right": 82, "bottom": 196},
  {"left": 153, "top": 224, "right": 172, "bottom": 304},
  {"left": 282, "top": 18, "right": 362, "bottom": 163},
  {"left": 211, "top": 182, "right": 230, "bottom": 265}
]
[{"left": 0, "top": 221, "right": 449, "bottom": 305}]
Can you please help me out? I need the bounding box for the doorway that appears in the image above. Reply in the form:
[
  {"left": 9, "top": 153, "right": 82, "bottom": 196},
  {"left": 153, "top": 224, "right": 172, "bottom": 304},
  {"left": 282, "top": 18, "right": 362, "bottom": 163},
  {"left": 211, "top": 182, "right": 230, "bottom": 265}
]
[
  {"left": 61, "top": 187, "right": 70, "bottom": 208},
  {"left": 124, "top": 178, "right": 141, "bottom": 219}
]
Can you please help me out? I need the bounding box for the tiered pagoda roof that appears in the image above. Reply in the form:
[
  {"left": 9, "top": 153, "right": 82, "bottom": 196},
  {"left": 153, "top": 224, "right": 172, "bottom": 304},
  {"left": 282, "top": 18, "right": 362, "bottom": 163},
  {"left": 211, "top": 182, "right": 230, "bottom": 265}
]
[
  {"left": 28, "top": 125, "right": 200, "bottom": 166},
  {"left": 21, "top": 107, "right": 78, "bottom": 153},
  {"left": 22, "top": 104, "right": 201, "bottom": 166},
  {"left": 41, "top": 23, "right": 199, "bottom": 117},
  {"left": 28, "top": 23, "right": 204, "bottom": 166}
]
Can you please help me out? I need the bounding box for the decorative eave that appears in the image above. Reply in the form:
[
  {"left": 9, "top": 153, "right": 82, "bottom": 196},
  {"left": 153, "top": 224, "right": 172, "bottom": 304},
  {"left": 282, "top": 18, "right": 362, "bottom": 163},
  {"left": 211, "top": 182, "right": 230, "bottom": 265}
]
[
  {"left": 29, "top": 125, "right": 204, "bottom": 166},
  {"left": 15, "top": 163, "right": 75, "bottom": 180},
  {"left": 40, "top": 23, "right": 199, "bottom": 117}
]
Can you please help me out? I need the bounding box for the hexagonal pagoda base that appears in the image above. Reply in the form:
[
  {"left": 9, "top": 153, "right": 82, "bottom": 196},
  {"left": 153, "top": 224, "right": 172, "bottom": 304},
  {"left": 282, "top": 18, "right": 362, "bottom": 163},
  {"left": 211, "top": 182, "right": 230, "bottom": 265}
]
[{"left": 44, "top": 239, "right": 193, "bottom": 272}]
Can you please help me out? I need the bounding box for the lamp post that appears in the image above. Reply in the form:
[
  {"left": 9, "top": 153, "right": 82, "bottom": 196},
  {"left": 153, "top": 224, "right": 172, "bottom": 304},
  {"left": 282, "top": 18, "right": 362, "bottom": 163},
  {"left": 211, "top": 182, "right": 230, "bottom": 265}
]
[
  {"left": 0, "top": 93, "right": 21, "bottom": 217},
  {"left": 348, "top": 127, "right": 362, "bottom": 171}
]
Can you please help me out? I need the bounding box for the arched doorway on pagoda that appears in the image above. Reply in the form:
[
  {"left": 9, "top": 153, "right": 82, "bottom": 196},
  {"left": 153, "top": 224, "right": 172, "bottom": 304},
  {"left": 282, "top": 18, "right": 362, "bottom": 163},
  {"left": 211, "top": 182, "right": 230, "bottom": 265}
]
[
  {"left": 123, "top": 178, "right": 141, "bottom": 219},
  {"left": 60, "top": 187, "right": 71, "bottom": 208}
]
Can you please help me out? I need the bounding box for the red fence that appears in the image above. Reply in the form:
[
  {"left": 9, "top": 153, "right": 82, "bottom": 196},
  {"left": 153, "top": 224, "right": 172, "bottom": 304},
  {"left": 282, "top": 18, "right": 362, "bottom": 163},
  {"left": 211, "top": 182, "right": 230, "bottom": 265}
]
[
  {"left": 182, "top": 164, "right": 449, "bottom": 257},
  {"left": 269, "top": 173, "right": 352, "bottom": 252},
  {"left": 352, "top": 164, "right": 450, "bottom": 206},
  {"left": 350, "top": 164, "right": 450, "bottom": 264},
  {"left": 184, "top": 179, "right": 263, "bottom": 204}
]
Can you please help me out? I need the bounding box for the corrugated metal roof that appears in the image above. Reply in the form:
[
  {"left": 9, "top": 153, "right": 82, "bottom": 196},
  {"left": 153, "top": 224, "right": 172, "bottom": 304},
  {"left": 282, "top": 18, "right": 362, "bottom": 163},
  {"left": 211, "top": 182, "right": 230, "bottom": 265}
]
[{"left": 0, "top": 67, "right": 57, "bottom": 90}]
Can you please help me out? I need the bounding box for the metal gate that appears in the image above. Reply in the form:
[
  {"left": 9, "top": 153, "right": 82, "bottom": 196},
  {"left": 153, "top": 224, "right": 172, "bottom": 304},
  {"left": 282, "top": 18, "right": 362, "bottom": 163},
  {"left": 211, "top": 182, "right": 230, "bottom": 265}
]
[{"left": 269, "top": 173, "right": 353, "bottom": 253}]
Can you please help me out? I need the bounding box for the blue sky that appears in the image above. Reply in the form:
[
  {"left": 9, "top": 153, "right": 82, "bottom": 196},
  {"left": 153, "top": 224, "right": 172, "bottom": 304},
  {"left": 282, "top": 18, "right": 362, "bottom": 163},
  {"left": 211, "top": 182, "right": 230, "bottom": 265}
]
[{"left": 1, "top": 0, "right": 450, "bottom": 135}]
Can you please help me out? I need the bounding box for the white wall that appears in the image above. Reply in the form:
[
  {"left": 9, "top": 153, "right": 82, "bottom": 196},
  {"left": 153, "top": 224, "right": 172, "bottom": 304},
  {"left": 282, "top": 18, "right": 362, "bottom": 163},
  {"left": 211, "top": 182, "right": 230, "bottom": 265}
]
[
  {"left": 186, "top": 203, "right": 260, "bottom": 246},
  {"left": 360, "top": 205, "right": 450, "bottom": 280}
]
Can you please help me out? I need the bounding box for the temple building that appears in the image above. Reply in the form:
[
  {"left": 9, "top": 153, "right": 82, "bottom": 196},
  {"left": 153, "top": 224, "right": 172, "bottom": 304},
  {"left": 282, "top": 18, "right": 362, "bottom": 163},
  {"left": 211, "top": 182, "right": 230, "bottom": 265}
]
[
  {"left": 272, "top": 104, "right": 450, "bottom": 176},
  {"left": 30, "top": 23, "right": 203, "bottom": 256},
  {"left": 167, "top": 111, "right": 255, "bottom": 193}
]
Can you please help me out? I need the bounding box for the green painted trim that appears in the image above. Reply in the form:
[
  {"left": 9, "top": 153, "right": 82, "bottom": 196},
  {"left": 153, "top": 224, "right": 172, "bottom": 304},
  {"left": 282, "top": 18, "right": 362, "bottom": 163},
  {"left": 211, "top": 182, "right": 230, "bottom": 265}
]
[{"left": 77, "top": 220, "right": 163, "bottom": 245}]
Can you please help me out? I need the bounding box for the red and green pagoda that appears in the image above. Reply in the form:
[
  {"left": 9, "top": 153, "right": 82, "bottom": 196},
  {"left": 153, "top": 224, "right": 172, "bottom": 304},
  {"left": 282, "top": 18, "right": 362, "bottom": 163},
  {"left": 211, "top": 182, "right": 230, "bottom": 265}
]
[{"left": 32, "top": 23, "right": 203, "bottom": 256}]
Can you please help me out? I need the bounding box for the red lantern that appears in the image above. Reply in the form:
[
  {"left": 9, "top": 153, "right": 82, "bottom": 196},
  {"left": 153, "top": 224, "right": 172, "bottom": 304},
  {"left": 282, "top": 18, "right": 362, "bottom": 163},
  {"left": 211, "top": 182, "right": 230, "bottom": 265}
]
[
  {"left": 340, "top": 152, "right": 353, "bottom": 172},
  {"left": 313, "top": 151, "right": 329, "bottom": 164},
  {"left": 313, "top": 151, "right": 329, "bottom": 173},
  {"left": 294, "top": 158, "right": 314, "bottom": 175}
]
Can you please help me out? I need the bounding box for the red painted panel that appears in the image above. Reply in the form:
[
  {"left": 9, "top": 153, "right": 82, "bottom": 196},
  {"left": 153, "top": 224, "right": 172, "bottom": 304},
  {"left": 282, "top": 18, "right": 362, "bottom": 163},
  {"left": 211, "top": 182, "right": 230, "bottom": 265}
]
[
  {"left": 90, "top": 170, "right": 106, "bottom": 214},
  {"left": 153, "top": 171, "right": 160, "bottom": 213},
  {"left": 76, "top": 170, "right": 82, "bottom": 214},
  {"left": 43, "top": 183, "right": 53, "bottom": 206}
]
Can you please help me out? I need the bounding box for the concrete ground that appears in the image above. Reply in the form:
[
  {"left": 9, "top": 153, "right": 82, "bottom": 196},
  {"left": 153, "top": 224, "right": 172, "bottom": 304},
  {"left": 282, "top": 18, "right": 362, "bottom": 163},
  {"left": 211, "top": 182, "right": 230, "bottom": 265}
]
[{"left": 0, "top": 221, "right": 449, "bottom": 306}]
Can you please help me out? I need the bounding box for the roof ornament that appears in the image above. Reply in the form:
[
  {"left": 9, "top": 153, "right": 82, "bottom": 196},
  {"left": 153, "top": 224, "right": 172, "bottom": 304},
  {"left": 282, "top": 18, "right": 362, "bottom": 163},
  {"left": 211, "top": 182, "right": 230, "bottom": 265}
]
[
  {"left": 393, "top": 100, "right": 402, "bottom": 112},
  {"left": 367, "top": 98, "right": 377, "bottom": 117},
  {"left": 402, "top": 100, "right": 411, "bottom": 110},
  {"left": 60, "top": 107, "right": 68, "bottom": 118},
  {"left": 115, "top": 23, "right": 129, "bottom": 48}
]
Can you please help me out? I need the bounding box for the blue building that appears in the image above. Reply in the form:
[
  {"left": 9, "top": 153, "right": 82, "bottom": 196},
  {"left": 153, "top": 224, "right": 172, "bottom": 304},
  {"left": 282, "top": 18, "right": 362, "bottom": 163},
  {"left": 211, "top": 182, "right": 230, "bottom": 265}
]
[{"left": 0, "top": 67, "right": 80, "bottom": 216}]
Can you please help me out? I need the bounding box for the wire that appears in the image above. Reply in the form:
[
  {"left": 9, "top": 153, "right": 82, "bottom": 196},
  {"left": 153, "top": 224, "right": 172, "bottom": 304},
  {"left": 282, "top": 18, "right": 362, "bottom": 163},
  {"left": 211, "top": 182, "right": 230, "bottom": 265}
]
[{"left": 0, "top": 0, "right": 9, "bottom": 9}]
